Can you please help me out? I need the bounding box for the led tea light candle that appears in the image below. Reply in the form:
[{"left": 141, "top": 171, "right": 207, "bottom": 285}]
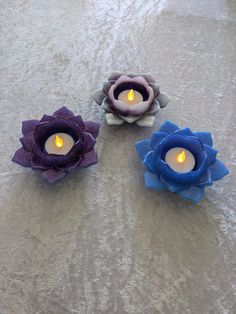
[
  {"left": 165, "top": 147, "right": 195, "bottom": 173},
  {"left": 118, "top": 89, "right": 143, "bottom": 106},
  {"left": 12, "top": 106, "right": 100, "bottom": 183},
  {"left": 94, "top": 72, "right": 171, "bottom": 126},
  {"left": 45, "top": 133, "right": 75, "bottom": 155},
  {"left": 135, "top": 121, "right": 229, "bottom": 203}
]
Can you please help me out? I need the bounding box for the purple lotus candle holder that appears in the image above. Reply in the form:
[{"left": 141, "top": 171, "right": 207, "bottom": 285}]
[
  {"left": 94, "top": 72, "right": 170, "bottom": 127},
  {"left": 135, "top": 121, "right": 229, "bottom": 203},
  {"left": 12, "top": 106, "right": 100, "bottom": 183}
]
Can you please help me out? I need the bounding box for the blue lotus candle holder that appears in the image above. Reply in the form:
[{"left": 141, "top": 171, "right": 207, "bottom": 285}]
[
  {"left": 12, "top": 106, "right": 100, "bottom": 183},
  {"left": 135, "top": 121, "right": 229, "bottom": 203}
]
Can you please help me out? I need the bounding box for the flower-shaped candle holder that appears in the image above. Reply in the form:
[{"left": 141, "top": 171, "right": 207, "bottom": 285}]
[
  {"left": 12, "top": 106, "right": 100, "bottom": 183},
  {"left": 94, "top": 72, "right": 170, "bottom": 127},
  {"left": 135, "top": 121, "right": 229, "bottom": 203}
]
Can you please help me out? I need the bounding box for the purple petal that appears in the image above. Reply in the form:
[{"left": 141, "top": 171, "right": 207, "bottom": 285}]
[
  {"left": 79, "top": 149, "right": 98, "bottom": 168},
  {"left": 40, "top": 114, "right": 55, "bottom": 123},
  {"left": 84, "top": 121, "right": 100, "bottom": 139},
  {"left": 53, "top": 106, "right": 75, "bottom": 118},
  {"left": 22, "top": 119, "right": 39, "bottom": 136},
  {"left": 31, "top": 155, "right": 50, "bottom": 170},
  {"left": 41, "top": 169, "right": 66, "bottom": 184},
  {"left": 12, "top": 147, "right": 32, "bottom": 167},
  {"left": 69, "top": 115, "right": 85, "bottom": 130},
  {"left": 20, "top": 132, "right": 34, "bottom": 151},
  {"left": 83, "top": 133, "right": 96, "bottom": 152}
]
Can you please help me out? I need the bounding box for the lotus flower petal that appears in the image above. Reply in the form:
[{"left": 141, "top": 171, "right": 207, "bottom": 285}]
[
  {"left": 141, "top": 73, "right": 156, "bottom": 83},
  {"left": 40, "top": 114, "right": 55, "bottom": 123},
  {"left": 12, "top": 147, "right": 32, "bottom": 167},
  {"left": 83, "top": 133, "right": 96, "bottom": 152},
  {"left": 20, "top": 132, "right": 34, "bottom": 151},
  {"left": 158, "top": 120, "right": 179, "bottom": 134},
  {"left": 84, "top": 121, "right": 100, "bottom": 139},
  {"left": 108, "top": 72, "right": 123, "bottom": 81},
  {"left": 156, "top": 92, "right": 171, "bottom": 108},
  {"left": 53, "top": 106, "right": 75, "bottom": 118},
  {"left": 119, "top": 115, "right": 140, "bottom": 123},
  {"left": 144, "top": 151, "right": 156, "bottom": 172},
  {"left": 144, "top": 171, "right": 165, "bottom": 191},
  {"left": 196, "top": 170, "right": 213, "bottom": 187},
  {"left": 174, "top": 128, "right": 195, "bottom": 137},
  {"left": 79, "top": 149, "right": 98, "bottom": 168},
  {"left": 105, "top": 113, "right": 124, "bottom": 125},
  {"left": 209, "top": 160, "right": 229, "bottom": 181},
  {"left": 162, "top": 177, "right": 190, "bottom": 192},
  {"left": 41, "top": 169, "right": 66, "bottom": 184},
  {"left": 93, "top": 89, "right": 106, "bottom": 105},
  {"left": 204, "top": 144, "right": 217, "bottom": 165},
  {"left": 148, "top": 83, "right": 160, "bottom": 97},
  {"left": 135, "top": 139, "right": 152, "bottom": 160},
  {"left": 178, "top": 186, "right": 205, "bottom": 203},
  {"left": 22, "top": 119, "right": 39, "bottom": 136},
  {"left": 69, "top": 115, "right": 85, "bottom": 130},
  {"left": 195, "top": 131, "right": 213, "bottom": 146},
  {"left": 136, "top": 115, "right": 156, "bottom": 127},
  {"left": 151, "top": 131, "right": 168, "bottom": 149}
]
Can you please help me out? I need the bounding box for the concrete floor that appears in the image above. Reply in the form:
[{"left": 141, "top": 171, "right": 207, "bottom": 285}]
[{"left": 0, "top": 0, "right": 236, "bottom": 313}]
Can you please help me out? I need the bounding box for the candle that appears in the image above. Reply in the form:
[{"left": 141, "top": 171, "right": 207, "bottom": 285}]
[
  {"left": 165, "top": 147, "right": 195, "bottom": 173},
  {"left": 135, "top": 120, "right": 229, "bottom": 203},
  {"left": 118, "top": 89, "right": 143, "bottom": 105},
  {"left": 94, "top": 72, "right": 171, "bottom": 127},
  {"left": 45, "top": 133, "right": 75, "bottom": 155}
]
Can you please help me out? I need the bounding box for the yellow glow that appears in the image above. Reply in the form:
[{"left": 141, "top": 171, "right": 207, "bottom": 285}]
[
  {"left": 55, "top": 135, "right": 64, "bottom": 148},
  {"left": 177, "top": 150, "right": 186, "bottom": 163},
  {"left": 127, "top": 89, "right": 135, "bottom": 101}
]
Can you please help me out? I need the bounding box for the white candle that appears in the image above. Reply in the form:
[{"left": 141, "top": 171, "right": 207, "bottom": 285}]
[
  {"left": 118, "top": 89, "right": 143, "bottom": 105},
  {"left": 45, "top": 133, "right": 75, "bottom": 155},
  {"left": 165, "top": 147, "right": 195, "bottom": 173}
]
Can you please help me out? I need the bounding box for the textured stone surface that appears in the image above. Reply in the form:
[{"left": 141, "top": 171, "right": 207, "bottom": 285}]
[{"left": 0, "top": 1, "right": 236, "bottom": 313}]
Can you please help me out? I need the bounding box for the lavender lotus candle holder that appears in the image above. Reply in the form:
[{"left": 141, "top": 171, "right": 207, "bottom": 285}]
[
  {"left": 12, "top": 106, "right": 100, "bottom": 183},
  {"left": 135, "top": 121, "right": 229, "bottom": 203},
  {"left": 94, "top": 72, "right": 170, "bottom": 127}
]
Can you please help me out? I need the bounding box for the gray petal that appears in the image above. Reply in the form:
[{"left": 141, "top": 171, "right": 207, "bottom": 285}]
[
  {"left": 103, "top": 81, "right": 114, "bottom": 94},
  {"left": 93, "top": 89, "right": 106, "bottom": 105},
  {"left": 108, "top": 72, "right": 123, "bottom": 81},
  {"left": 136, "top": 115, "right": 156, "bottom": 127},
  {"left": 105, "top": 113, "right": 124, "bottom": 125},
  {"left": 147, "top": 100, "right": 160, "bottom": 114},
  {"left": 149, "top": 82, "right": 160, "bottom": 97},
  {"left": 156, "top": 92, "right": 171, "bottom": 108},
  {"left": 141, "top": 73, "right": 156, "bottom": 83},
  {"left": 118, "top": 115, "right": 141, "bottom": 123},
  {"left": 101, "top": 97, "right": 113, "bottom": 112}
]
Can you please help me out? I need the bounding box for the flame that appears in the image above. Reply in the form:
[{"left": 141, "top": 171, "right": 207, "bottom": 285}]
[
  {"left": 55, "top": 135, "right": 64, "bottom": 148},
  {"left": 177, "top": 150, "right": 186, "bottom": 163},
  {"left": 127, "top": 89, "right": 135, "bottom": 101}
]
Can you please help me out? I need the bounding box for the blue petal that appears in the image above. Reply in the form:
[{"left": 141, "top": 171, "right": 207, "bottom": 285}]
[
  {"left": 135, "top": 139, "right": 152, "bottom": 160},
  {"left": 161, "top": 176, "right": 189, "bottom": 192},
  {"left": 143, "top": 151, "right": 156, "bottom": 172},
  {"left": 194, "top": 132, "right": 213, "bottom": 146},
  {"left": 196, "top": 170, "right": 213, "bottom": 187},
  {"left": 151, "top": 131, "right": 168, "bottom": 149},
  {"left": 208, "top": 159, "right": 229, "bottom": 181},
  {"left": 178, "top": 186, "right": 205, "bottom": 203},
  {"left": 174, "top": 128, "right": 195, "bottom": 137},
  {"left": 203, "top": 144, "right": 217, "bottom": 165},
  {"left": 144, "top": 171, "right": 165, "bottom": 191},
  {"left": 158, "top": 120, "right": 179, "bottom": 134}
]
